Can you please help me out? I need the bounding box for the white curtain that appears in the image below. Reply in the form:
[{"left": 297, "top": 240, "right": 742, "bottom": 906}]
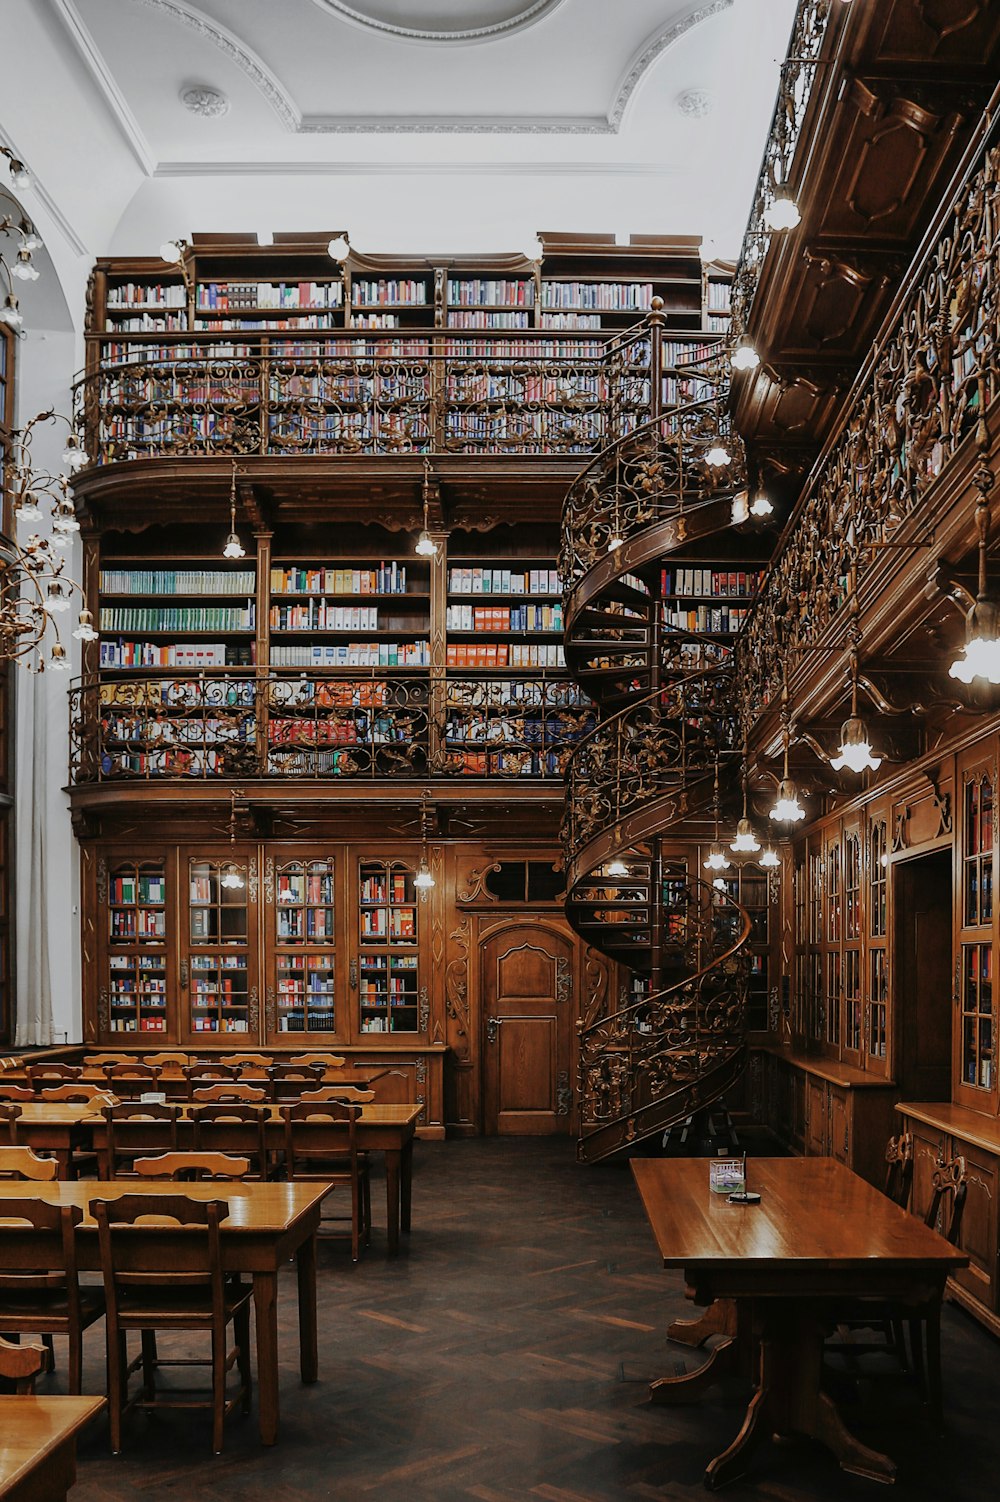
[{"left": 14, "top": 666, "right": 54, "bottom": 1045}]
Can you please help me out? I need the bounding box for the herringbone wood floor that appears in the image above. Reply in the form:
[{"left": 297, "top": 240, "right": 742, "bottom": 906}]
[{"left": 43, "top": 1138, "right": 1000, "bottom": 1500}]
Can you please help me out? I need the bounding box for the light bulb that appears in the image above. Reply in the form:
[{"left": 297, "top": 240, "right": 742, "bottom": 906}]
[
  {"left": 731, "top": 491, "right": 750, "bottom": 525},
  {"left": 730, "top": 339, "right": 759, "bottom": 371},
  {"left": 415, "top": 531, "right": 438, "bottom": 557},
  {"left": 413, "top": 860, "right": 435, "bottom": 890},
  {"left": 223, "top": 531, "right": 246, "bottom": 560},
  {"left": 831, "top": 714, "right": 882, "bottom": 773},
  {"left": 72, "top": 610, "right": 99, "bottom": 642},
  {"left": 327, "top": 235, "right": 350, "bottom": 262},
  {"left": 730, "top": 818, "right": 760, "bottom": 854},
  {"left": 764, "top": 191, "right": 801, "bottom": 232},
  {"left": 705, "top": 443, "right": 731, "bottom": 468},
  {"left": 0, "top": 295, "right": 23, "bottom": 328},
  {"left": 48, "top": 644, "right": 70, "bottom": 671},
  {"left": 606, "top": 857, "right": 629, "bottom": 878},
  {"left": 11, "top": 250, "right": 38, "bottom": 281},
  {"left": 43, "top": 581, "right": 71, "bottom": 614},
  {"left": 760, "top": 846, "right": 781, "bottom": 869},
  {"left": 750, "top": 494, "right": 774, "bottom": 518},
  {"left": 159, "top": 239, "right": 184, "bottom": 263},
  {"left": 769, "top": 777, "right": 806, "bottom": 822},
  {"left": 703, "top": 846, "right": 730, "bottom": 871},
  {"left": 256, "top": 229, "right": 274, "bottom": 246},
  {"left": 61, "top": 437, "right": 88, "bottom": 471}
]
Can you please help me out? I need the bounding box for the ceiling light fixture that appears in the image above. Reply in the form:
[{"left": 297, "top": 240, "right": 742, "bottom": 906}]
[
  {"left": 705, "top": 442, "right": 732, "bottom": 468},
  {"left": 413, "top": 795, "right": 436, "bottom": 892},
  {"left": 327, "top": 235, "right": 350, "bottom": 262},
  {"left": 220, "top": 790, "right": 246, "bottom": 890},
  {"left": 760, "top": 846, "right": 781, "bottom": 869},
  {"left": 730, "top": 762, "right": 761, "bottom": 855},
  {"left": 750, "top": 494, "right": 774, "bottom": 519},
  {"left": 415, "top": 458, "right": 440, "bottom": 557},
  {"left": 769, "top": 682, "right": 806, "bottom": 823},
  {"left": 1, "top": 148, "right": 31, "bottom": 191},
  {"left": 763, "top": 187, "right": 801, "bottom": 232},
  {"left": 832, "top": 612, "right": 882, "bottom": 773},
  {"left": 730, "top": 338, "right": 760, "bottom": 372},
  {"left": 703, "top": 760, "right": 730, "bottom": 871},
  {"left": 223, "top": 461, "right": 246, "bottom": 560},
  {"left": 11, "top": 247, "right": 38, "bottom": 281},
  {"left": 949, "top": 480, "right": 1000, "bottom": 685}
]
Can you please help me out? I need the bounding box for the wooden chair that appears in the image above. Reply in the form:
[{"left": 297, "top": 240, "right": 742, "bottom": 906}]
[
  {"left": 281, "top": 1102, "right": 371, "bottom": 1261},
  {"left": 268, "top": 1063, "right": 322, "bottom": 1101},
  {"left": 26, "top": 1064, "right": 82, "bottom": 1088},
  {"left": 142, "top": 1052, "right": 190, "bottom": 1070},
  {"left": 183, "top": 1065, "right": 235, "bottom": 1099},
  {"left": 38, "top": 1083, "right": 116, "bottom": 1103},
  {"left": 0, "top": 1083, "right": 33, "bottom": 1102},
  {"left": 133, "top": 1152, "right": 251, "bottom": 1182},
  {"left": 103, "top": 1102, "right": 180, "bottom": 1177},
  {"left": 885, "top": 1133, "right": 914, "bottom": 1209},
  {"left": 218, "top": 1054, "right": 272, "bottom": 1071},
  {"left": 0, "top": 1104, "right": 22, "bottom": 1143},
  {"left": 0, "top": 1146, "right": 59, "bottom": 1180},
  {"left": 93, "top": 1194, "right": 253, "bottom": 1454},
  {"left": 102, "top": 1062, "right": 161, "bottom": 1100},
  {"left": 0, "top": 1198, "right": 105, "bottom": 1394},
  {"left": 909, "top": 1156, "right": 968, "bottom": 1426},
  {"left": 191, "top": 1105, "right": 269, "bottom": 1178},
  {"left": 85, "top": 1053, "right": 129, "bottom": 1068},
  {"left": 191, "top": 1083, "right": 267, "bottom": 1104},
  {"left": 300, "top": 1085, "right": 375, "bottom": 1104},
  {"left": 288, "top": 1053, "right": 346, "bottom": 1070},
  {"left": 0, "top": 1332, "right": 49, "bottom": 1394}
]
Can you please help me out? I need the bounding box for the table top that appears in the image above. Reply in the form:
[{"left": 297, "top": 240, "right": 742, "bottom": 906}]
[
  {"left": 0, "top": 1179, "right": 331, "bottom": 1232},
  {"left": 0, "top": 1396, "right": 104, "bottom": 1492},
  {"left": 631, "top": 1157, "right": 969, "bottom": 1274},
  {"left": 14, "top": 1101, "right": 422, "bottom": 1130},
  {"left": 897, "top": 1099, "right": 1000, "bottom": 1156}
]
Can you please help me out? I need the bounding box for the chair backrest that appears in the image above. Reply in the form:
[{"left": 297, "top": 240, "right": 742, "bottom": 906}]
[
  {"left": 84, "top": 1053, "right": 128, "bottom": 1068},
  {"left": 927, "top": 1156, "right": 968, "bottom": 1246},
  {"left": 92, "top": 1195, "right": 228, "bottom": 1315},
  {"left": 884, "top": 1133, "right": 914, "bottom": 1209},
  {"left": 183, "top": 1064, "right": 236, "bottom": 1083},
  {"left": 299, "top": 1085, "right": 374, "bottom": 1103},
  {"left": 0, "top": 1333, "right": 49, "bottom": 1394},
  {"left": 38, "top": 1083, "right": 115, "bottom": 1103},
  {"left": 288, "top": 1053, "right": 346, "bottom": 1069},
  {"left": 0, "top": 1199, "right": 83, "bottom": 1294},
  {"left": 0, "top": 1104, "right": 21, "bottom": 1144},
  {"left": 191, "top": 1083, "right": 266, "bottom": 1103},
  {"left": 132, "top": 1151, "right": 250, "bottom": 1181},
  {"left": 105, "top": 1061, "right": 159, "bottom": 1081},
  {"left": 0, "top": 1145, "right": 59, "bottom": 1180},
  {"left": 269, "top": 1064, "right": 322, "bottom": 1100},
  {"left": 26, "top": 1063, "right": 81, "bottom": 1084},
  {"left": 142, "top": 1052, "right": 190, "bottom": 1069},
  {"left": 0, "top": 1084, "right": 32, "bottom": 1102},
  {"left": 192, "top": 1103, "right": 268, "bottom": 1168},
  {"left": 103, "top": 1101, "right": 180, "bottom": 1170},
  {"left": 218, "top": 1054, "right": 273, "bottom": 1070},
  {"left": 282, "top": 1100, "right": 359, "bottom": 1177}
]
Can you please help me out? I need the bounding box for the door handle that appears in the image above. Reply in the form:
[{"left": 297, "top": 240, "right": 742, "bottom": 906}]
[
  {"left": 179, "top": 959, "right": 188, "bottom": 991},
  {"left": 486, "top": 1016, "right": 500, "bottom": 1044}
]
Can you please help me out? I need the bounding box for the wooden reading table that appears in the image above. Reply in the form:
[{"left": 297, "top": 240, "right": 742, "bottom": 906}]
[
  {"left": 0, "top": 1395, "right": 104, "bottom": 1501},
  {"left": 631, "top": 1156, "right": 967, "bottom": 1489},
  {"left": 0, "top": 1181, "right": 328, "bottom": 1446},
  {"left": 12, "top": 1102, "right": 420, "bottom": 1255}
]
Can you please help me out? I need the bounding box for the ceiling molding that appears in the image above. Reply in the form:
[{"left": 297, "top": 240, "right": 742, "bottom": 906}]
[
  {"left": 609, "top": 0, "right": 733, "bottom": 130},
  {"left": 0, "top": 122, "right": 87, "bottom": 256},
  {"left": 125, "top": 0, "right": 301, "bottom": 130},
  {"left": 310, "top": 0, "right": 567, "bottom": 45},
  {"left": 48, "top": 0, "right": 156, "bottom": 175},
  {"left": 154, "top": 159, "right": 681, "bottom": 178},
  {"left": 297, "top": 113, "right": 612, "bottom": 135}
]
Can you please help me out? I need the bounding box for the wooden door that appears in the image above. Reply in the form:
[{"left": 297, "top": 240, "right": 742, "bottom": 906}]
[
  {"left": 893, "top": 850, "right": 952, "bottom": 1101},
  {"left": 481, "top": 923, "right": 573, "bottom": 1136}
]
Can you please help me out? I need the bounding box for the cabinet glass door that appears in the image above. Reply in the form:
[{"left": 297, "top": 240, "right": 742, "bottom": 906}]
[
  {"left": 271, "top": 856, "right": 339, "bottom": 1036},
  {"left": 357, "top": 858, "right": 422, "bottom": 1034},
  {"left": 185, "top": 855, "right": 255, "bottom": 1036},
  {"left": 104, "top": 858, "right": 170, "bottom": 1035}
]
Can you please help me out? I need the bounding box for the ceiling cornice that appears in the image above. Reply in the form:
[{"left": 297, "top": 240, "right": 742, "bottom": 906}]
[
  {"left": 48, "top": 0, "right": 156, "bottom": 174},
  {"left": 310, "top": 0, "right": 567, "bottom": 45},
  {"left": 609, "top": 0, "right": 733, "bottom": 131},
  {"left": 153, "top": 159, "right": 682, "bottom": 178}
]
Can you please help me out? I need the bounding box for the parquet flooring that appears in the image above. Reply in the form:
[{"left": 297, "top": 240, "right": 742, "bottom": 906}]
[{"left": 39, "top": 1138, "right": 1000, "bottom": 1500}]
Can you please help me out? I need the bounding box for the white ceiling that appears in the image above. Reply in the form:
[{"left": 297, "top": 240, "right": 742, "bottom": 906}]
[{"left": 2, "top": 0, "right": 798, "bottom": 327}]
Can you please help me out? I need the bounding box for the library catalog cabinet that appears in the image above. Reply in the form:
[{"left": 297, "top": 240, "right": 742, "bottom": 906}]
[{"left": 92, "top": 843, "right": 431, "bottom": 1050}]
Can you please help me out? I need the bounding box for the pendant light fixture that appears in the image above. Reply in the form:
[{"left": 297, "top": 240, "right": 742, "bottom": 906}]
[
  {"left": 223, "top": 461, "right": 246, "bottom": 560},
  {"left": 413, "top": 795, "right": 436, "bottom": 892},
  {"left": 703, "top": 761, "right": 730, "bottom": 871},
  {"left": 730, "top": 759, "right": 761, "bottom": 855},
  {"left": 220, "top": 790, "right": 246, "bottom": 891},
  {"left": 759, "top": 845, "right": 781, "bottom": 869},
  {"left": 769, "top": 681, "right": 806, "bottom": 823},
  {"left": 415, "top": 458, "right": 439, "bottom": 557},
  {"left": 832, "top": 610, "right": 882, "bottom": 773},
  {"left": 949, "top": 482, "right": 1000, "bottom": 685}
]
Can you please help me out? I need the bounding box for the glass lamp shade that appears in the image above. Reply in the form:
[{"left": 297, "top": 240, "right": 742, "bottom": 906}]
[
  {"left": 705, "top": 444, "right": 732, "bottom": 468},
  {"left": 760, "top": 846, "right": 781, "bottom": 869},
  {"left": 11, "top": 251, "right": 38, "bottom": 281},
  {"left": 43, "top": 582, "right": 71, "bottom": 614},
  {"left": 327, "top": 236, "right": 350, "bottom": 262},
  {"left": 703, "top": 846, "right": 730, "bottom": 871},
  {"left": 220, "top": 867, "right": 245, "bottom": 890},
  {"left": 61, "top": 438, "right": 89, "bottom": 471},
  {"left": 730, "top": 818, "right": 761, "bottom": 854},
  {"left": 223, "top": 532, "right": 246, "bottom": 560},
  {"left": 0, "top": 295, "right": 23, "bottom": 328},
  {"left": 831, "top": 715, "right": 882, "bottom": 773},
  {"left": 159, "top": 240, "right": 184, "bottom": 263},
  {"left": 72, "top": 610, "right": 99, "bottom": 642},
  {"left": 769, "top": 777, "right": 806, "bottom": 822},
  {"left": 730, "top": 340, "right": 759, "bottom": 372},
  {"left": 413, "top": 860, "right": 435, "bottom": 890},
  {"left": 750, "top": 494, "right": 774, "bottom": 518},
  {"left": 48, "top": 644, "right": 70, "bottom": 671},
  {"left": 949, "top": 596, "right": 1000, "bottom": 684},
  {"left": 10, "top": 164, "right": 31, "bottom": 191},
  {"left": 606, "top": 856, "right": 629, "bottom": 878},
  {"left": 764, "top": 191, "right": 801, "bottom": 231},
  {"left": 415, "top": 531, "right": 438, "bottom": 557}
]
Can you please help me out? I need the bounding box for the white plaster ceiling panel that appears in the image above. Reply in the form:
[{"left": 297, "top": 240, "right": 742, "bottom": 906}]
[{"left": 309, "top": 0, "right": 568, "bottom": 43}]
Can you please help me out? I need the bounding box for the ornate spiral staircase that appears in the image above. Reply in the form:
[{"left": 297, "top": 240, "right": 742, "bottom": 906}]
[{"left": 560, "top": 313, "right": 753, "bottom": 1162}]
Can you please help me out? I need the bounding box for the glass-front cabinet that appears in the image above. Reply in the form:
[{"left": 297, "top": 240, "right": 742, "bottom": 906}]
[
  {"left": 181, "top": 849, "right": 259, "bottom": 1040},
  {"left": 956, "top": 755, "right": 996, "bottom": 1110},
  {"left": 99, "top": 853, "right": 173, "bottom": 1036},
  {"left": 266, "top": 852, "right": 340, "bottom": 1039},
  {"left": 357, "top": 858, "right": 424, "bottom": 1035}
]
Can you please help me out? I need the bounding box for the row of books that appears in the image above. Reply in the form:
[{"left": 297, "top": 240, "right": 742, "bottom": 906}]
[
  {"left": 103, "top": 341, "right": 254, "bottom": 366},
  {"left": 662, "top": 605, "right": 751, "bottom": 634},
  {"left": 661, "top": 568, "right": 765, "bottom": 598},
  {"left": 447, "top": 279, "right": 534, "bottom": 306},
  {"left": 445, "top": 643, "right": 566, "bottom": 667},
  {"left": 195, "top": 315, "right": 340, "bottom": 331},
  {"left": 270, "top": 564, "right": 408, "bottom": 595},
  {"left": 108, "top": 980, "right": 167, "bottom": 996},
  {"left": 99, "top": 642, "right": 253, "bottom": 668},
  {"left": 540, "top": 282, "right": 653, "bottom": 310},
  {"left": 106, "top": 314, "right": 188, "bottom": 332},
  {"left": 276, "top": 874, "right": 335, "bottom": 904},
  {"left": 538, "top": 313, "right": 602, "bottom": 330},
  {"left": 444, "top": 716, "right": 583, "bottom": 745},
  {"left": 189, "top": 953, "right": 248, "bottom": 970},
  {"left": 111, "top": 1017, "right": 169, "bottom": 1032},
  {"left": 446, "top": 748, "right": 570, "bottom": 776},
  {"left": 268, "top": 718, "right": 409, "bottom": 746},
  {"left": 269, "top": 681, "right": 394, "bottom": 708},
  {"left": 98, "top": 680, "right": 256, "bottom": 707},
  {"left": 359, "top": 1017, "right": 415, "bottom": 1032},
  {"left": 107, "top": 283, "right": 186, "bottom": 308},
  {"left": 446, "top": 311, "right": 532, "bottom": 329},
  {"left": 196, "top": 281, "right": 343, "bottom": 310},
  {"left": 100, "top": 606, "right": 255, "bottom": 632},
  {"left": 360, "top": 874, "right": 411, "bottom": 904},
  {"left": 442, "top": 412, "right": 600, "bottom": 443},
  {"left": 277, "top": 1013, "right": 336, "bottom": 1031},
  {"left": 445, "top": 604, "right": 563, "bottom": 632},
  {"left": 275, "top": 963, "right": 334, "bottom": 986},
  {"left": 191, "top": 1018, "right": 250, "bottom": 1032},
  {"left": 705, "top": 280, "right": 732, "bottom": 311},
  {"left": 269, "top": 642, "right": 430, "bottom": 667},
  {"left": 361, "top": 911, "right": 417, "bottom": 940},
  {"left": 353, "top": 279, "right": 428, "bottom": 306},
  {"left": 109, "top": 912, "right": 166, "bottom": 938},
  {"left": 269, "top": 605, "right": 402, "bottom": 632},
  {"left": 100, "top": 569, "right": 256, "bottom": 596},
  {"left": 444, "top": 680, "right": 589, "bottom": 707},
  {"left": 101, "top": 715, "right": 253, "bottom": 745},
  {"left": 108, "top": 956, "right": 165, "bottom": 971},
  {"left": 109, "top": 874, "right": 166, "bottom": 905},
  {"left": 447, "top": 373, "right": 602, "bottom": 401}
]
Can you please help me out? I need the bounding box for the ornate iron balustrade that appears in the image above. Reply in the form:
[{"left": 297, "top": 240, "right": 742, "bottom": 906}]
[
  {"left": 577, "top": 879, "right": 750, "bottom": 1152},
  {"left": 561, "top": 673, "right": 738, "bottom": 871},
  {"left": 729, "top": 0, "right": 839, "bottom": 339},
  {"left": 69, "top": 670, "right": 595, "bottom": 783},
  {"left": 74, "top": 323, "right": 724, "bottom": 466},
  {"left": 559, "top": 358, "right": 744, "bottom": 594},
  {"left": 736, "top": 128, "right": 1000, "bottom": 728}
]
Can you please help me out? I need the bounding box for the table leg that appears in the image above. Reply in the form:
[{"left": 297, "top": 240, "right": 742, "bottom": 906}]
[
  {"left": 650, "top": 1336, "right": 739, "bottom": 1406},
  {"left": 400, "top": 1137, "right": 413, "bottom": 1235},
  {"left": 296, "top": 1233, "right": 318, "bottom": 1385},
  {"left": 668, "top": 1297, "right": 737, "bottom": 1349},
  {"left": 253, "top": 1271, "right": 280, "bottom": 1445},
  {"left": 384, "top": 1148, "right": 401, "bottom": 1257}
]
